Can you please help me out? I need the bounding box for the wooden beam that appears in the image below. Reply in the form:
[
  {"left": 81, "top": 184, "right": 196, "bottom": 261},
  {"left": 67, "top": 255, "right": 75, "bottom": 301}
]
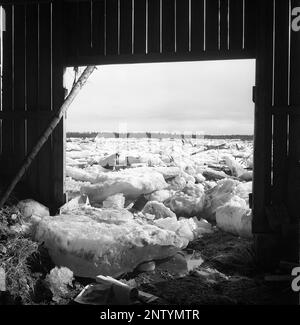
[
  {"left": 252, "top": 0, "right": 273, "bottom": 233},
  {"left": 272, "top": 0, "right": 289, "bottom": 205},
  {"left": 38, "top": 1, "right": 53, "bottom": 206},
  {"left": 63, "top": 49, "right": 256, "bottom": 67},
  {"left": 0, "top": 1, "right": 52, "bottom": 5},
  {"left": 51, "top": 0, "right": 66, "bottom": 213}
]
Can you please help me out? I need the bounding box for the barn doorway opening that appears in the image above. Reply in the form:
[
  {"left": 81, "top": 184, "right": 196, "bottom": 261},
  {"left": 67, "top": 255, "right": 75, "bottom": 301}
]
[
  {"left": 63, "top": 59, "right": 255, "bottom": 215},
  {"left": 59, "top": 60, "right": 285, "bottom": 305}
]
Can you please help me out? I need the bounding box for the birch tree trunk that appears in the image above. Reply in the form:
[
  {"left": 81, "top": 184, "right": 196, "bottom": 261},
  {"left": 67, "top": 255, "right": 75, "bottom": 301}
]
[{"left": 0, "top": 65, "right": 96, "bottom": 208}]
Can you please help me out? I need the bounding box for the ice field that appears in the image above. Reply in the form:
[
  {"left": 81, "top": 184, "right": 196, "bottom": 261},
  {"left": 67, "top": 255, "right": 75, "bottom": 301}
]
[{"left": 27, "top": 134, "right": 255, "bottom": 277}]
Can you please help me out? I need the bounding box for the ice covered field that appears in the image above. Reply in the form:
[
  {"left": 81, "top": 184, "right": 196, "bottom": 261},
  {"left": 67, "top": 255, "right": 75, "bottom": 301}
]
[
  {"left": 65, "top": 135, "right": 253, "bottom": 215},
  {"left": 22, "top": 134, "right": 254, "bottom": 278}
]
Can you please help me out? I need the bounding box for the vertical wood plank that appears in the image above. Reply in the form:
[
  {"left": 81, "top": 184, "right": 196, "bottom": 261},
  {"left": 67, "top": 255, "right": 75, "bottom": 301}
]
[
  {"left": 176, "top": 0, "right": 189, "bottom": 53},
  {"left": 272, "top": 0, "right": 289, "bottom": 203},
  {"left": 205, "top": 0, "right": 219, "bottom": 51},
  {"left": 133, "top": 0, "right": 146, "bottom": 54},
  {"left": 25, "top": 3, "right": 39, "bottom": 196},
  {"left": 191, "top": 0, "right": 204, "bottom": 52},
  {"left": 287, "top": 0, "right": 300, "bottom": 222},
  {"left": 63, "top": 0, "right": 79, "bottom": 62},
  {"left": 229, "top": 0, "right": 243, "bottom": 50},
  {"left": 92, "top": 0, "right": 105, "bottom": 56},
  {"left": 244, "top": 0, "right": 257, "bottom": 52},
  {"left": 106, "top": 0, "right": 118, "bottom": 55},
  {"left": 252, "top": 0, "right": 274, "bottom": 233},
  {"left": 148, "top": 0, "right": 160, "bottom": 53},
  {"left": 0, "top": 6, "right": 2, "bottom": 157},
  {"left": 25, "top": 4, "right": 38, "bottom": 113},
  {"left": 13, "top": 4, "right": 27, "bottom": 175},
  {"left": 1, "top": 5, "right": 13, "bottom": 157},
  {"left": 290, "top": 0, "right": 300, "bottom": 105},
  {"left": 38, "top": 2, "right": 52, "bottom": 205},
  {"left": 120, "top": 0, "right": 132, "bottom": 54},
  {"left": 39, "top": 3, "right": 51, "bottom": 112},
  {"left": 78, "top": 0, "right": 93, "bottom": 57},
  {"left": 162, "top": 0, "right": 175, "bottom": 53},
  {"left": 52, "top": 0, "right": 66, "bottom": 212},
  {"left": 220, "top": 0, "right": 229, "bottom": 50}
]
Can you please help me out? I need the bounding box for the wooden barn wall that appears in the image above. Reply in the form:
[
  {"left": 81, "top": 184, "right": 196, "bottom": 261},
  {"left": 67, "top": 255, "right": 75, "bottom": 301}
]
[
  {"left": 0, "top": 1, "right": 65, "bottom": 212},
  {"left": 253, "top": 0, "right": 299, "bottom": 264},
  {"left": 0, "top": 0, "right": 257, "bottom": 212},
  {"left": 0, "top": 0, "right": 298, "bottom": 241},
  {"left": 288, "top": 0, "right": 300, "bottom": 223},
  {"left": 63, "top": 0, "right": 257, "bottom": 66}
]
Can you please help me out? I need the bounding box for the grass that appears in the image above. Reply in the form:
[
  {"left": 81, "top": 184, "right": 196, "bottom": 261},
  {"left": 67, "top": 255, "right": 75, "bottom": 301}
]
[
  {"left": 188, "top": 230, "right": 257, "bottom": 276},
  {"left": 0, "top": 205, "right": 55, "bottom": 304}
]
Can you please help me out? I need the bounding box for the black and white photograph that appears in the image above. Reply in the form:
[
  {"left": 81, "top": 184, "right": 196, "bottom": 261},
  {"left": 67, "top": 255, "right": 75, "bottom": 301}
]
[{"left": 0, "top": 0, "right": 299, "bottom": 314}]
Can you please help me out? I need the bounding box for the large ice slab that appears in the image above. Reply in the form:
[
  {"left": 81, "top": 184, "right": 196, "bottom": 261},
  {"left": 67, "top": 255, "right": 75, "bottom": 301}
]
[
  {"left": 203, "top": 179, "right": 239, "bottom": 222},
  {"left": 165, "top": 183, "right": 206, "bottom": 217},
  {"left": 216, "top": 196, "right": 252, "bottom": 238},
  {"left": 66, "top": 166, "right": 97, "bottom": 183},
  {"left": 33, "top": 212, "right": 187, "bottom": 278},
  {"left": 81, "top": 170, "right": 167, "bottom": 204},
  {"left": 203, "top": 179, "right": 252, "bottom": 222},
  {"left": 142, "top": 201, "right": 177, "bottom": 219},
  {"left": 154, "top": 216, "right": 212, "bottom": 242}
]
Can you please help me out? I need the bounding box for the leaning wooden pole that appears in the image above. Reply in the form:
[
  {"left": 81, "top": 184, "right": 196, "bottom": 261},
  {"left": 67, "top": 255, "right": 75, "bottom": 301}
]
[{"left": 0, "top": 65, "right": 96, "bottom": 208}]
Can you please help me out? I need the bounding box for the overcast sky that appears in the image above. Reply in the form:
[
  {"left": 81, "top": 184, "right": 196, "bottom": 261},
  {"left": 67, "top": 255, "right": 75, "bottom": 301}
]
[{"left": 65, "top": 59, "right": 255, "bottom": 135}]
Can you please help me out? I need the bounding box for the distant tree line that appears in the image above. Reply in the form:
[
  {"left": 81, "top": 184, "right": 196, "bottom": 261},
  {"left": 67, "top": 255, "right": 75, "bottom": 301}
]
[
  {"left": 67, "top": 132, "right": 98, "bottom": 138},
  {"left": 67, "top": 131, "right": 253, "bottom": 141},
  {"left": 204, "top": 135, "right": 253, "bottom": 140}
]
